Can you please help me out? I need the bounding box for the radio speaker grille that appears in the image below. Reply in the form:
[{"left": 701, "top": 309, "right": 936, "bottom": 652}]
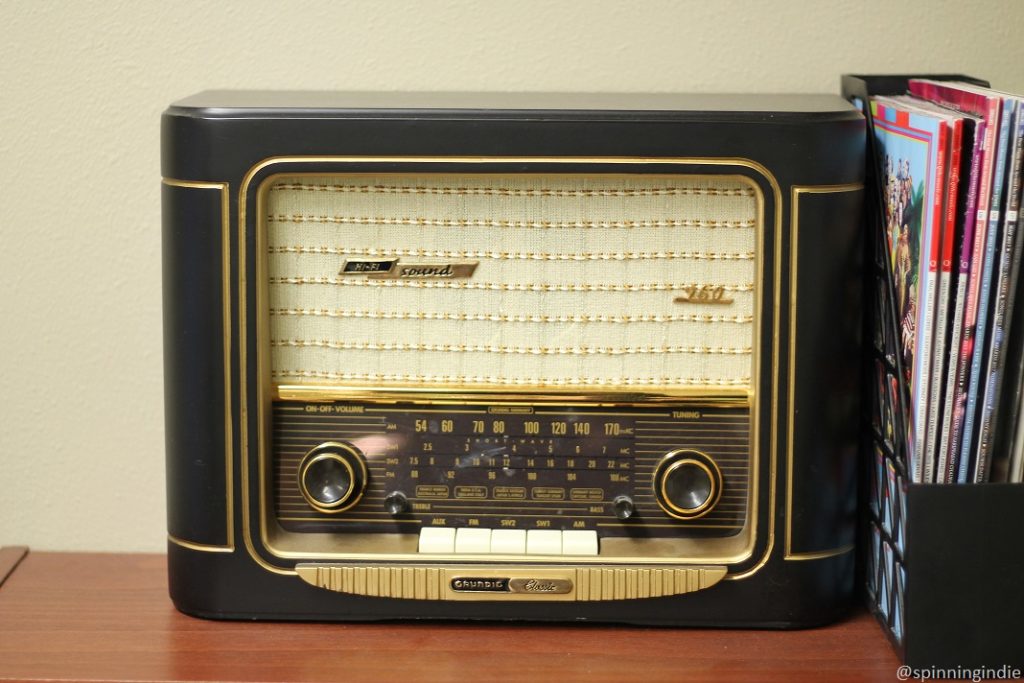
[{"left": 265, "top": 173, "right": 758, "bottom": 389}]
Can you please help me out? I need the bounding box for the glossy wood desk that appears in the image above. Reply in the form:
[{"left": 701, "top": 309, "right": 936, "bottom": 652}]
[{"left": 0, "top": 547, "right": 900, "bottom": 682}]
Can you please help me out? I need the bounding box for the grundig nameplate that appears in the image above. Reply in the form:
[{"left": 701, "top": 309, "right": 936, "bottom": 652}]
[
  {"left": 295, "top": 564, "right": 728, "bottom": 601},
  {"left": 341, "top": 258, "right": 479, "bottom": 279}
]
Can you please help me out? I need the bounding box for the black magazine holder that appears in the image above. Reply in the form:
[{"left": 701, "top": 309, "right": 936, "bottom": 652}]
[{"left": 842, "top": 74, "right": 1024, "bottom": 668}]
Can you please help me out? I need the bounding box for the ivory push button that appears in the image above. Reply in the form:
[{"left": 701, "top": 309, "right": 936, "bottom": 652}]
[
  {"left": 561, "top": 530, "right": 599, "bottom": 555},
  {"left": 454, "top": 528, "right": 491, "bottom": 554},
  {"left": 490, "top": 529, "right": 527, "bottom": 554},
  {"left": 526, "top": 529, "right": 562, "bottom": 555},
  {"left": 418, "top": 528, "right": 456, "bottom": 553}
]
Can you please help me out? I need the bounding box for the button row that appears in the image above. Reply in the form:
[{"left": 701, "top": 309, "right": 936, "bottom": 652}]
[{"left": 418, "top": 528, "right": 599, "bottom": 556}]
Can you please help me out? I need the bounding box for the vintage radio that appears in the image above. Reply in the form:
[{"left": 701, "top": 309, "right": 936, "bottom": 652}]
[{"left": 162, "top": 91, "right": 864, "bottom": 625}]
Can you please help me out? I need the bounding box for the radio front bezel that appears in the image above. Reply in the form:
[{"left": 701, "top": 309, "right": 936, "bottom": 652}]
[{"left": 236, "top": 156, "right": 783, "bottom": 580}]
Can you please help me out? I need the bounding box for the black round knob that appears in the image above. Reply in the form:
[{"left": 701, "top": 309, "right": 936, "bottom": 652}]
[
  {"left": 298, "top": 442, "right": 367, "bottom": 513},
  {"left": 612, "top": 495, "right": 635, "bottom": 520},
  {"left": 384, "top": 490, "right": 410, "bottom": 515},
  {"left": 653, "top": 450, "right": 722, "bottom": 520}
]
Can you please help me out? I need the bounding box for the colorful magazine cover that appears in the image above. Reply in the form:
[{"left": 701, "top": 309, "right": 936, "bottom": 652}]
[
  {"left": 909, "top": 79, "right": 1003, "bottom": 483},
  {"left": 879, "top": 95, "right": 957, "bottom": 483},
  {"left": 871, "top": 99, "right": 944, "bottom": 482}
]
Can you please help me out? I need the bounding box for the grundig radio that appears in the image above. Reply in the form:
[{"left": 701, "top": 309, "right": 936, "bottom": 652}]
[{"left": 162, "top": 92, "right": 864, "bottom": 626}]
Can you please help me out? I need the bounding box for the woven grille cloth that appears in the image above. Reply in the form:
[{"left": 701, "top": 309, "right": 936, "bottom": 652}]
[{"left": 266, "top": 173, "right": 758, "bottom": 389}]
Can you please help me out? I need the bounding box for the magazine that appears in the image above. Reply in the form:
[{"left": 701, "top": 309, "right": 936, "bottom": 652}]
[
  {"left": 870, "top": 98, "right": 945, "bottom": 482},
  {"left": 935, "top": 117, "right": 982, "bottom": 482},
  {"left": 909, "top": 80, "right": 1004, "bottom": 483},
  {"left": 875, "top": 96, "right": 954, "bottom": 482}
]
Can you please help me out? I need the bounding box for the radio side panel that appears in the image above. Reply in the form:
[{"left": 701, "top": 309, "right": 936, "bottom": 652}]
[
  {"left": 162, "top": 180, "right": 232, "bottom": 552},
  {"left": 786, "top": 186, "right": 863, "bottom": 560}
]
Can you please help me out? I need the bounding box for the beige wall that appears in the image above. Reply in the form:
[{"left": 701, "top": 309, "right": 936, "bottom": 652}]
[{"left": 2, "top": 0, "right": 1022, "bottom": 552}]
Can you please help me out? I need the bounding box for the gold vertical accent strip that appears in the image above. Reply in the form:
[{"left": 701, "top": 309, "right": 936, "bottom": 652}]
[
  {"left": 163, "top": 178, "right": 234, "bottom": 554},
  {"left": 427, "top": 568, "right": 440, "bottom": 600},
  {"left": 414, "top": 567, "right": 426, "bottom": 599},
  {"left": 725, "top": 166, "right": 784, "bottom": 581},
  {"left": 355, "top": 566, "right": 366, "bottom": 595},
  {"left": 237, "top": 167, "right": 294, "bottom": 576},
  {"left": 785, "top": 184, "right": 863, "bottom": 561},
  {"left": 343, "top": 566, "right": 354, "bottom": 593},
  {"left": 576, "top": 567, "right": 589, "bottom": 600},
  {"left": 639, "top": 567, "right": 650, "bottom": 598},
  {"left": 368, "top": 565, "right": 380, "bottom": 598}
]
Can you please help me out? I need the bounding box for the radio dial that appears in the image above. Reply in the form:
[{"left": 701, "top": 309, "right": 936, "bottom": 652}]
[
  {"left": 653, "top": 450, "right": 723, "bottom": 520},
  {"left": 298, "top": 442, "right": 368, "bottom": 513}
]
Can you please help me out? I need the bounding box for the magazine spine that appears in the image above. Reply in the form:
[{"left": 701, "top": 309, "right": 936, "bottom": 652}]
[{"left": 931, "top": 118, "right": 964, "bottom": 483}]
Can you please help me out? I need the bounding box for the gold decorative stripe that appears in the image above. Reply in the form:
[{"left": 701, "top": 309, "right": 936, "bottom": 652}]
[
  {"left": 270, "top": 182, "right": 756, "bottom": 198},
  {"left": 272, "top": 339, "right": 753, "bottom": 356},
  {"left": 268, "top": 245, "right": 756, "bottom": 262},
  {"left": 168, "top": 534, "right": 234, "bottom": 553},
  {"left": 784, "top": 543, "right": 855, "bottom": 562},
  {"left": 294, "top": 564, "right": 728, "bottom": 601},
  {"left": 267, "top": 214, "right": 756, "bottom": 230},
  {"left": 268, "top": 276, "right": 755, "bottom": 293},
  {"left": 269, "top": 307, "right": 754, "bottom": 324},
  {"left": 271, "top": 369, "right": 752, "bottom": 386}
]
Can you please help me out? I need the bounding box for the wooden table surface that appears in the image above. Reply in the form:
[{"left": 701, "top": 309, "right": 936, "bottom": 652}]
[{"left": 0, "top": 547, "right": 901, "bottom": 682}]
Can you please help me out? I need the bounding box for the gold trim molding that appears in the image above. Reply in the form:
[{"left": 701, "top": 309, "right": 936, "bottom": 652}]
[
  {"left": 295, "top": 563, "right": 727, "bottom": 601},
  {"left": 168, "top": 534, "right": 234, "bottom": 554}
]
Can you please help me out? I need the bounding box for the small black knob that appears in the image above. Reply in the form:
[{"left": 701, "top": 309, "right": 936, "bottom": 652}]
[
  {"left": 384, "top": 490, "right": 410, "bottom": 515},
  {"left": 612, "top": 495, "right": 635, "bottom": 520},
  {"left": 298, "top": 442, "right": 367, "bottom": 513}
]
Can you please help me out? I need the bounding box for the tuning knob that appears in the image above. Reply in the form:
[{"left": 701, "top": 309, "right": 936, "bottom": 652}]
[
  {"left": 653, "top": 450, "right": 722, "bottom": 520},
  {"left": 298, "top": 442, "right": 368, "bottom": 513}
]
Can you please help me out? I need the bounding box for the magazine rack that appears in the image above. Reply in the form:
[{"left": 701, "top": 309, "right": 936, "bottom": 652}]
[{"left": 842, "top": 74, "right": 1024, "bottom": 668}]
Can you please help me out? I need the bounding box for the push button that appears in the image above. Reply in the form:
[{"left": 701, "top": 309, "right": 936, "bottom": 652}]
[
  {"left": 526, "top": 529, "right": 562, "bottom": 555},
  {"left": 418, "top": 527, "right": 456, "bottom": 553},
  {"left": 418, "top": 528, "right": 600, "bottom": 555},
  {"left": 561, "top": 530, "right": 599, "bottom": 555},
  {"left": 489, "top": 529, "right": 527, "bottom": 554},
  {"left": 454, "top": 528, "right": 491, "bottom": 554}
]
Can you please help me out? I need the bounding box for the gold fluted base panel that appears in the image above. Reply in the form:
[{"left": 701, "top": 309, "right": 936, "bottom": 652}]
[{"left": 295, "top": 563, "right": 727, "bottom": 601}]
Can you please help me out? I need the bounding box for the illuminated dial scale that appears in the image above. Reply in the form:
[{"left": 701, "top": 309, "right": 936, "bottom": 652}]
[{"left": 274, "top": 402, "right": 750, "bottom": 539}]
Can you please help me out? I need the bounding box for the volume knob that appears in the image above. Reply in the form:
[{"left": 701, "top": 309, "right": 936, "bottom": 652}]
[
  {"left": 653, "top": 450, "right": 722, "bottom": 520},
  {"left": 298, "top": 442, "right": 368, "bottom": 513}
]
